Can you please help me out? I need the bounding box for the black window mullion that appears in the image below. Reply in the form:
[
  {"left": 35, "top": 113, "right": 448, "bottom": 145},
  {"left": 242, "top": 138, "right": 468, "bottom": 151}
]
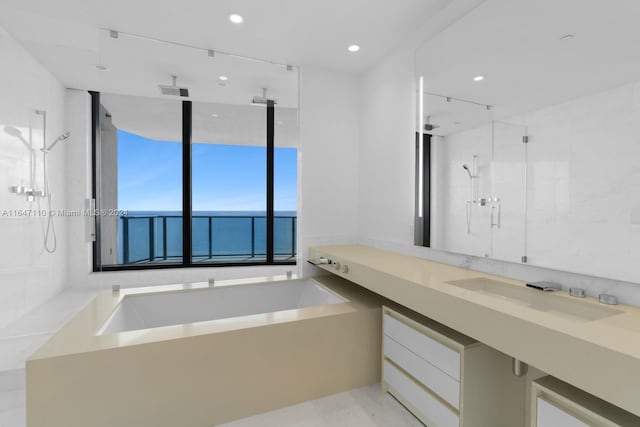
[
  {"left": 266, "top": 100, "right": 275, "bottom": 263},
  {"left": 182, "top": 101, "right": 193, "bottom": 266},
  {"left": 90, "top": 91, "right": 101, "bottom": 272}
]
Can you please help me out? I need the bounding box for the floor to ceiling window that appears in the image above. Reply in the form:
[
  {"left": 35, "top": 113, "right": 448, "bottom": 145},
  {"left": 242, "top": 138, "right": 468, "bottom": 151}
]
[{"left": 92, "top": 90, "right": 298, "bottom": 270}]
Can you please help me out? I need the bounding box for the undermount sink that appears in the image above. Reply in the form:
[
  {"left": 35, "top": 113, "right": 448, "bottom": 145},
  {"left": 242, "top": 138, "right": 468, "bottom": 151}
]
[{"left": 446, "top": 278, "right": 623, "bottom": 322}]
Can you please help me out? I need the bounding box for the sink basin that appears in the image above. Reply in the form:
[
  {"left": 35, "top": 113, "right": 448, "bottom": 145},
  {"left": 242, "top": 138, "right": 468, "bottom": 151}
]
[{"left": 446, "top": 278, "right": 623, "bottom": 322}]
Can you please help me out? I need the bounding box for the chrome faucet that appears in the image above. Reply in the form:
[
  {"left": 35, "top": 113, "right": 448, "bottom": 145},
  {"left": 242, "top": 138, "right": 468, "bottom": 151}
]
[
  {"left": 307, "top": 257, "right": 333, "bottom": 266},
  {"left": 526, "top": 281, "right": 562, "bottom": 292}
]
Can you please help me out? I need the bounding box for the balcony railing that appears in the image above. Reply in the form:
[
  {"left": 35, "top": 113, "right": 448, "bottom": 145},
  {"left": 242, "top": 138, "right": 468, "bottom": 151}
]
[{"left": 119, "top": 215, "right": 296, "bottom": 264}]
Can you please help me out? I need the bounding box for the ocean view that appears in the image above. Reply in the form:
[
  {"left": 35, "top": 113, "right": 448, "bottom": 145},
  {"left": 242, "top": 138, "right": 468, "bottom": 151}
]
[{"left": 117, "top": 210, "right": 297, "bottom": 264}]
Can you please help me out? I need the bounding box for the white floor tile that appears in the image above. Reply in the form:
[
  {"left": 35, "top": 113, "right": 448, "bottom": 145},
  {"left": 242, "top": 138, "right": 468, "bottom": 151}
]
[
  {"left": 218, "top": 384, "right": 424, "bottom": 427},
  {"left": 0, "top": 405, "right": 26, "bottom": 427}
]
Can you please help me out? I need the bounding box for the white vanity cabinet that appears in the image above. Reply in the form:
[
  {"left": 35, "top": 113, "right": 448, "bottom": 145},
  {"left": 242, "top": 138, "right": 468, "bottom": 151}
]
[
  {"left": 381, "top": 306, "right": 525, "bottom": 427},
  {"left": 532, "top": 377, "right": 640, "bottom": 427}
]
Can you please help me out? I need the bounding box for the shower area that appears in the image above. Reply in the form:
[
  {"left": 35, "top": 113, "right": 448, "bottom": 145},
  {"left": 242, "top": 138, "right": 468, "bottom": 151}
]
[
  {"left": 3, "top": 110, "right": 70, "bottom": 254},
  {"left": 419, "top": 93, "right": 528, "bottom": 264}
]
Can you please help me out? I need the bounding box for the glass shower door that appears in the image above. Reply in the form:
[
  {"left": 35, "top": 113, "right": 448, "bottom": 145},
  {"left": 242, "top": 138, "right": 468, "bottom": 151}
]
[{"left": 490, "top": 121, "right": 527, "bottom": 263}]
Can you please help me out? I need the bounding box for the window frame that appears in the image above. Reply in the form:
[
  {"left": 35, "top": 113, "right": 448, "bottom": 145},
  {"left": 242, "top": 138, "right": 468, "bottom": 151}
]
[{"left": 90, "top": 91, "right": 296, "bottom": 272}]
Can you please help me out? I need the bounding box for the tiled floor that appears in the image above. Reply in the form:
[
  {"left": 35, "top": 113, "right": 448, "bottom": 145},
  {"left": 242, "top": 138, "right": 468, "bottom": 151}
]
[
  {"left": 218, "top": 384, "right": 424, "bottom": 427},
  {"left": 0, "top": 290, "right": 97, "bottom": 427}
]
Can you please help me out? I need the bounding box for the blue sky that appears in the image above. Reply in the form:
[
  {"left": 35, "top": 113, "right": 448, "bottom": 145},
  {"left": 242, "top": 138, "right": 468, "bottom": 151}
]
[{"left": 117, "top": 130, "right": 297, "bottom": 211}]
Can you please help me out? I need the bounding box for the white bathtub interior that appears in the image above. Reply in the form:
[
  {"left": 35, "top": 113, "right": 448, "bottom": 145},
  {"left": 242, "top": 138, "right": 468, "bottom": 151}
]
[{"left": 97, "top": 279, "right": 348, "bottom": 335}]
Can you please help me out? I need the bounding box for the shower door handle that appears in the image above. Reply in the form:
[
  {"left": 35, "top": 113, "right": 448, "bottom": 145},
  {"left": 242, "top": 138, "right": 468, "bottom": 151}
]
[{"left": 491, "top": 199, "right": 501, "bottom": 228}]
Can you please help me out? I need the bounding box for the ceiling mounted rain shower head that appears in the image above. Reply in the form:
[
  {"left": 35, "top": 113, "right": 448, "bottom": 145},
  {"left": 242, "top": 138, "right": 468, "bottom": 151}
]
[
  {"left": 252, "top": 88, "right": 277, "bottom": 105},
  {"left": 159, "top": 75, "right": 190, "bottom": 97},
  {"left": 424, "top": 116, "right": 440, "bottom": 132}
]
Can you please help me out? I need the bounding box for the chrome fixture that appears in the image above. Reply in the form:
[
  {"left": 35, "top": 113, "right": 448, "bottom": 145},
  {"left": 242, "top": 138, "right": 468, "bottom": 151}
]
[
  {"left": 159, "top": 75, "right": 189, "bottom": 97},
  {"left": 570, "top": 288, "right": 586, "bottom": 298},
  {"left": 526, "top": 281, "right": 562, "bottom": 292},
  {"left": 307, "top": 257, "right": 333, "bottom": 266},
  {"left": 464, "top": 155, "right": 480, "bottom": 234},
  {"left": 252, "top": 88, "right": 278, "bottom": 105},
  {"left": 41, "top": 131, "right": 71, "bottom": 153},
  {"left": 490, "top": 197, "right": 501, "bottom": 229},
  {"left": 424, "top": 116, "right": 440, "bottom": 132},
  {"left": 462, "top": 164, "right": 473, "bottom": 179},
  {"left": 37, "top": 108, "right": 71, "bottom": 253},
  {"left": 599, "top": 294, "right": 618, "bottom": 305},
  {"left": 112, "top": 284, "right": 121, "bottom": 293},
  {"left": 208, "top": 278, "right": 216, "bottom": 286}
]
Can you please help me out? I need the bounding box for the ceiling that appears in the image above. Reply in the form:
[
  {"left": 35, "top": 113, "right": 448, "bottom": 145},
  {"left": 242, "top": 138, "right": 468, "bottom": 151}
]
[
  {"left": 416, "top": 0, "right": 640, "bottom": 136},
  {"left": 0, "top": 0, "right": 450, "bottom": 105},
  {"left": 101, "top": 93, "right": 299, "bottom": 148}
]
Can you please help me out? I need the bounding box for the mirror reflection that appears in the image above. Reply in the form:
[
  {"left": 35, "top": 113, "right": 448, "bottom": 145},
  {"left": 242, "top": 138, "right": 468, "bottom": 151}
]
[{"left": 415, "top": 0, "right": 640, "bottom": 283}]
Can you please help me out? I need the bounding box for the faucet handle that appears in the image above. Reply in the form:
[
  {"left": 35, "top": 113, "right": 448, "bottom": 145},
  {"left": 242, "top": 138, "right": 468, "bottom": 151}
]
[
  {"left": 569, "top": 288, "right": 586, "bottom": 298},
  {"left": 599, "top": 294, "right": 618, "bottom": 305}
]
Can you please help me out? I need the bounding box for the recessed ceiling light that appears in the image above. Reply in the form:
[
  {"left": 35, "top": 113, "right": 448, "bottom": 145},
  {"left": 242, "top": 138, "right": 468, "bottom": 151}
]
[
  {"left": 560, "top": 34, "right": 575, "bottom": 41},
  {"left": 229, "top": 14, "right": 244, "bottom": 24},
  {"left": 219, "top": 75, "right": 228, "bottom": 81},
  {"left": 211, "top": 113, "right": 219, "bottom": 118},
  {"left": 473, "top": 75, "right": 485, "bottom": 82},
  {"left": 348, "top": 44, "right": 360, "bottom": 52}
]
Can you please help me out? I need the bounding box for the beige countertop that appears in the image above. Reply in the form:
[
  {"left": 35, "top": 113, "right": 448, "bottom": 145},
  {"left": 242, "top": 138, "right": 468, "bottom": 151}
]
[
  {"left": 28, "top": 274, "right": 382, "bottom": 361},
  {"left": 309, "top": 244, "right": 640, "bottom": 416}
]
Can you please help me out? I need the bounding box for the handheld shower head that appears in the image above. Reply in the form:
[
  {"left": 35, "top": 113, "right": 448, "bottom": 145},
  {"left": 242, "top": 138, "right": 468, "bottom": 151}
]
[
  {"left": 462, "top": 164, "right": 473, "bottom": 179},
  {"left": 42, "top": 131, "right": 71, "bottom": 152}
]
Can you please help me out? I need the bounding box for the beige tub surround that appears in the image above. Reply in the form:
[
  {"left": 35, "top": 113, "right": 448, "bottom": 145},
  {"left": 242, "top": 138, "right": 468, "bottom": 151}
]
[
  {"left": 308, "top": 245, "right": 640, "bottom": 417},
  {"left": 27, "top": 275, "right": 386, "bottom": 427}
]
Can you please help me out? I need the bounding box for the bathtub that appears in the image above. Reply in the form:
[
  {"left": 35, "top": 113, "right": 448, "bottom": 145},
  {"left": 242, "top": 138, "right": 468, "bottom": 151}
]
[
  {"left": 27, "top": 275, "right": 385, "bottom": 427},
  {"left": 98, "top": 279, "right": 347, "bottom": 335}
]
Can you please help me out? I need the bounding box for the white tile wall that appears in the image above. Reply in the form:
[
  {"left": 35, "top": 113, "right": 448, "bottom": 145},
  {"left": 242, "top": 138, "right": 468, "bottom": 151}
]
[{"left": 0, "top": 25, "right": 68, "bottom": 328}]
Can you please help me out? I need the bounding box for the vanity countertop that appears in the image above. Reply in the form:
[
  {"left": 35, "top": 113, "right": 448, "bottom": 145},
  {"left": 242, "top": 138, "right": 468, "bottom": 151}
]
[{"left": 309, "top": 244, "right": 640, "bottom": 417}]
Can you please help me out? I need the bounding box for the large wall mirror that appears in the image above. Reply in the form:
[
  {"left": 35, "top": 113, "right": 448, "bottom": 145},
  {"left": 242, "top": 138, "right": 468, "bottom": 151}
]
[{"left": 415, "top": 0, "right": 640, "bottom": 284}]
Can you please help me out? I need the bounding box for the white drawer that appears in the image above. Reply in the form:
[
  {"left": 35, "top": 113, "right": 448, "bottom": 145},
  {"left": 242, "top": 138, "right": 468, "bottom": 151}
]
[
  {"left": 384, "top": 360, "right": 459, "bottom": 427},
  {"left": 384, "top": 314, "right": 460, "bottom": 381},
  {"left": 384, "top": 335, "right": 460, "bottom": 409},
  {"left": 536, "top": 398, "right": 589, "bottom": 427}
]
